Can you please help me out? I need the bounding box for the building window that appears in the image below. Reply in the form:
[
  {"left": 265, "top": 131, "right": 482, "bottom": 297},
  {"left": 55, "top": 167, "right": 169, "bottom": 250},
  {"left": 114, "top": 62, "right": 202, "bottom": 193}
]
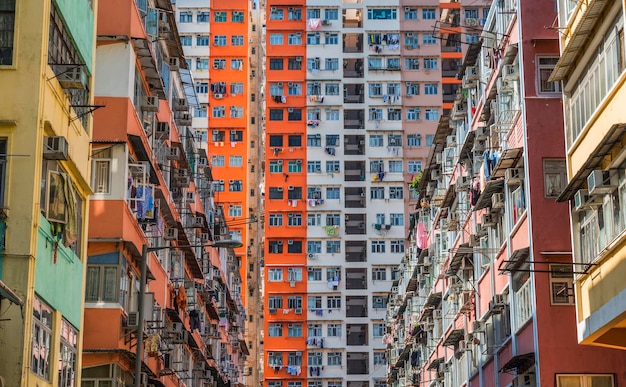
[
  {"left": 543, "top": 159, "right": 566, "bottom": 198},
  {"left": 550, "top": 264, "right": 574, "bottom": 305},
  {"left": 325, "top": 9, "right": 338, "bottom": 20},
  {"left": 58, "top": 319, "right": 78, "bottom": 387},
  {"left": 32, "top": 295, "right": 53, "bottom": 380},
  {"left": 288, "top": 323, "right": 303, "bottom": 337},
  {"left": 373, "top": 323, "right": 386, "bottom": 337},
  {"left": 327, "top": 352, "right": 342, "bottom": 366},
  {"left": 326, "top": 240, "right": 341, "bottom": 253},
  {"left": 327, "top": 296, "right": 341, "bottom": 309},
  {"left": 370, "top": 187, "right": 384, "bottom": 199},
  {"left": 425, "top": 108, "right": 439, "bottom": 121},
  {"left": 85, "top": 265, "right": 119, "bottom": 302},
  {"left": 372, "top": 268, "right": 386, "bottom": 281},
  {"left": 373, "top": 351, "right": 386, "bottom": 365},
  {"left": 270, "top": 8, "right": 284, "bottom": 20},
  {"left": 268, "top": 213, "right": 283, "bottom": 226},
  {"left": 213, "top": 35, "right": 226, "bottom": 47},
  {"left": 367, "top": 8, "right": 397, "bottom": 20},
  {"left": 288, "top": 7, "right": 302, "bottom": 20},
  {"left": 288, "top": 213, "right": 302, "bottom": 226},
  {"left": 422, "top": 8, "right": 436, "bottom": 19},
  {"left": 390, "top": 239, "right": 405, "bottom": 253},
  {"left": 307, "top": 240, "right": 322, "bottom": 253},
  {"left": 288, "top": 33, "right": 302, "bottom": 45},
  {"left": 423, "top": 33, "right": 437, "bottom": 44},
  {"left": 195, "top": 35, "right": 209, "bottom": 46},
  {"left": 197, "top": 11, "right": 210, "bottom": 23},
  {"left": 307, "top": 161, "right": 321, "bottom": 173},
  {"left": 231, "top": 35, "right": 244, "bottom": 46},
  {"left": 228, "top": 205, "right": 242, "bottom": 217},
  {"left": 268, "top": 188, "right": 284, "bottom": 200},
  {"left": 288, "top": 108, "right": 302, "bottom": 121},
  {"left": 389, "top": 186, "right": 403, "bottom": 199},
  {"left": 269, "top": 323, "right": 283, "bottom": 337},
  {"left": 232, "top": 11, "right": 244, "bottom": 22},
  {"left": 405, "top": 58, "right": 420, "bottom": 70},
  {"left": 269, "top": 33, "right": 284, "bottom": 45},
  {"left": 371, "top": 240, "right": 385, "bottom": 253},
  {"left": 269, "top": 109, "right": 284, "bottom": 121},
  {"left": 179, "top": 11, "right": 193, "bottom": 22},
  {"left": 91, "top": 147, "right": 112, "bottom": 194},
  {"left": 268, "top": 351, "right": 283, "bottom": 366},
  {"left": 328, "top": 323, "right": 342, "bottom": 337},
  {"left": 180, "top": 35, "right": 192, "bottom": 46},
  {"left": 308, "top": 268, "right": 322, "bottom": 281},
  {"left": 269, "top": 58, "right": 284, "bottom": 70},
  {"left": 537, "top": 57, "right": 561, "bottom": 94},
  {"left": 556, "top": 375, "right": 614, "bottom": 387}
]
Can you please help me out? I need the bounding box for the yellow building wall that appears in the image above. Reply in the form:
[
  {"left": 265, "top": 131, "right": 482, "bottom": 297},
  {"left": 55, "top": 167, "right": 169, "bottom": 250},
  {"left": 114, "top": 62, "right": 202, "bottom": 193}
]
[{"left": 0, "top": 0, "right": 94, "bottom": 385}]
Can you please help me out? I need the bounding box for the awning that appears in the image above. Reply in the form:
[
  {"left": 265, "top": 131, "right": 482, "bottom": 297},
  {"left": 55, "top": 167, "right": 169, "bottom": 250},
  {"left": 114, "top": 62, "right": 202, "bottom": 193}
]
[
  {"left": 148, "top": 379, "right": 166, "bottom": 387},
  {"left": 427, "top": 357, "right": 445, "bottom": 371},
  {"left": 473, "top": 179, "right": 504, "bottom": 210},
  {"left": 128, "top": 135, "right": 159, "bottom": 185},
  {"left": 171, "top": 141, "right": 190, "bottom": 171},
  {"left": 499, "top": 352, "right": 535, "bottom": 373},
  {"left": 500, "top": 247, "right": 530, "bottom": 273},
  {"left": 549, "top": 0, "right": 610, "bottom": 82},
  {"left": 458, "top": 41, "right": 483, "bottom": 79},
  {"left": 446, "top": 243, "right": 471, "bottom": 277},
  {"left": 443, "top": 328, "right": 465, "bottom": 347},
  {"left": 0, "top": 280, "right": 23, "bottom": 306},
  {"left": 458, "top": 131, "right": 476, "bottom": 162},
  {"left": 131, "top": 38, "right": 165, "bottom": 99},
  {"left": 491, "top": 147, "right": 523, "bottom": 179},
  {"left": 395, "top": 344, "right": 412, "bottom": 367},
  {"left": 165, "top": 307, "right": 183, "bottom": 324},
  {"left": 557, "top": 123, "right": 626, "bottom": 201},
  {"left": 180, "top": 68, "right": 199, "bottom": 108},
  {"left": 424, "top": 292, "right": 443, "bottom": 308},
  {"left": 406, "top": 268, "right": 418, "bottom": 292}
]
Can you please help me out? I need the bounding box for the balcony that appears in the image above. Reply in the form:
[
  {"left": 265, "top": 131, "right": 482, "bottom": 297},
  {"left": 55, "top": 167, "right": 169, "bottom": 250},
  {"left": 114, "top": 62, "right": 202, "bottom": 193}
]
[{"left": 343, "top": 33, "right": 364, "bottom": 53}]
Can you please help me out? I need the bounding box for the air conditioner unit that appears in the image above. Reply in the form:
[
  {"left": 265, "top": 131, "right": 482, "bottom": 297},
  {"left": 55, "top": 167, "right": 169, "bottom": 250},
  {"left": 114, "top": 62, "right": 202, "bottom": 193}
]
[
  {"left": 471, "top": 320, "right": 483, "bottom": 332},
  {"left": 482, "top": 214, "right": 496, "bottom": 227},
  {"left": 472, "top": 139, "right": 486, "bottom": 154},
  {"left": 307, "top": 253, "right": 316, "bottom": 259},
  {"left": 446, "top": 135, "right": 457, "bottom": 146},
  {"left": 43, "top": 136, "right": 69, "bottom": 160},
  {"left": 287, "top": 239, "right": 294, "bottom": 245},
  {"left": 166, "top": 146, "right": 180, "bottom": 160},
  {"left": 315, "top": 32, "right": 320, "bottom": 37},
  {"left": 405, "top": 7, "right": 412, "bottom": 12},
  {"left": 295, "top": 308, "right": 302, "bottom": 314},
  {"left": 321, "top": 19, "right": 330, "bottom": 25},
  {"left": 168, "top": 57, "right": 179, "bottom": 70},
  {"left": 587, "top": 170, "right": 615, "bottom": 195},
  {"left": 503, "top": 64, "right": 519, "bottom": 81},
  {"left": 573, "top": 189, "right": 600, "bottom": 212},
  {"left": 296, "top": 56, "right": 302, "bottom": 62},
  {"left": 491, "top": 192, "right": 504, "bottom": 208},
  {"left": 476, "top": 125, "right": 490, "bottom": 140},
  {"left": 468, "top": 234, "right": 480, "bottom": 247},
  {"left": 505, "top": 168, "right": 524, "bottom": 185},
  {"left": 455, "top": 176, "right": 470, "bottom": 192},
  {"left": 276, "top": 187, "right": 283, "bottom": 192},
  {"left": 276, "top": 240, "right": 283, "bottom": 245},
  {"left": 53, "top": 64, "right": 88, "bottom": 89},
  {"left": 127, "top": 311, "right": 140, "bottom": 328},
  {"left": 271, "top": 6, "right": 277, "bottom": 11},
  {"left": 141, "top": 96, "right": 159, "bottom": 112},
  {"left": 512, "top": 374, "right": 536, "bottom": 387},
  {"left": 214, "top": 93, "right": 223, "bottom": 99},
  {"left": 185, "top": 191, "right": 195, "bottom": 202},
  {"left": 156, "top": 122, "right": 170, "bottom": 138},
  {"left": 164, "top": 227, "right": 178, "bottom": 240},
  {"left": 288, "top": 108, "right": 294, "bottom": 113},
  {"left": 406, "top": 32, "right": 414, "bottom": 37},
  {"left": 296, "top": 32, "right": 302, "bottom": 37},
  {"left": 465, "top": 17, "right": 478, "bottom": 26}
]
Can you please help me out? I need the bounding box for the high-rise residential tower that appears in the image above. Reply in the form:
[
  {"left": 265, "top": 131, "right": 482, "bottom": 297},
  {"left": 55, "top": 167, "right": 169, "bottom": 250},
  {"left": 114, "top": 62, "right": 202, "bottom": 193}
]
[{"left": 261, "top": 1, "right": 488, "bottom": 387}]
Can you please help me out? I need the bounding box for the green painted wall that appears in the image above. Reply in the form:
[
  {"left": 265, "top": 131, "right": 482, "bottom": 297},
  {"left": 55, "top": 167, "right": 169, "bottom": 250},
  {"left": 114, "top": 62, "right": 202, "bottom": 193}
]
[
  {"left": 53, "top": 0, "right": 95, "bottom": 74},
  {"left": 34, "top": 214, "right": 84, "bottom": 329}
]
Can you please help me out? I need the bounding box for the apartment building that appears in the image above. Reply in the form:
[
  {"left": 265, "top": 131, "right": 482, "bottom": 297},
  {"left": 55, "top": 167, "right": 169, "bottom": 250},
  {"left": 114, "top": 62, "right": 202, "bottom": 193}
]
[
  {"left": 0, "top": 0, "right": 95, "bottom": 386},
  {"left": 174, "top": 1, "right": 265, "bottom": 386},
  {"left": 386, "top": 0, "right": 626, "bottom": 386},
  {"left": 260, "top": 1, "right": 489, "bottom": 387},
  {"left": 551, "top": 0, "right": 626, "bottom": 350},
  {"left": 176, "top": 0, "right": 211, "bottom": 145},
  {"left": 82, "top": 1, "right": 247, "bottom": 386}
]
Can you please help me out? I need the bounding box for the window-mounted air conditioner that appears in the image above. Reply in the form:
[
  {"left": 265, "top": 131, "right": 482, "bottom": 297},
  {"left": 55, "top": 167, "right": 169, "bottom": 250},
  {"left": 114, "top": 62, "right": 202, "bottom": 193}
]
[
  {"left": 166, "top": 146, "right": 180, "bottom": 160},
  {"left": 587, "top": 170, "right": 615, "bottom": 195},
  {"left": 53, "top": 64, "right": 88, "bottom": 90},
  {"left": 141, "top": 96, "right": 160, "bottom": 112},
  {"left": 156, "top": 122, "right": 170, "bottom": 139},
  {"left": 164, "top": 227, "right": 178, "bottom": 240},
  {"left": 168, "top": 57, "right": 179, "bottom": 70},
  {"left": 43, "top": 136, "right": 69, "bottom": 160}
]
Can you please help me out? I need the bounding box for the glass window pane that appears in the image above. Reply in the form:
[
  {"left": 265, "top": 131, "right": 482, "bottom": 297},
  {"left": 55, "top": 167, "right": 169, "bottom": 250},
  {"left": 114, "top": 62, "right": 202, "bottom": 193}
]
[
  {"left": 85, "top": 267, "right": 100, "bottom": 302},
  {"left": 103, "top": 267, "right": 118, "bottom": 302}
]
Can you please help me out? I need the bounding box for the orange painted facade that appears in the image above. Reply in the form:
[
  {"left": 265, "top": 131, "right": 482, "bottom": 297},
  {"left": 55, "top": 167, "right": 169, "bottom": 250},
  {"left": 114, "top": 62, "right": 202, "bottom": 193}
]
[
  {"left": 83, "top": 0, "right": 248, "bottom": 386},
  {"left": 264, "top": 0, "right": 308, "bottom": 383},
  {"left": 208, "top": 0, "right": 251, "bottom": 305}
]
